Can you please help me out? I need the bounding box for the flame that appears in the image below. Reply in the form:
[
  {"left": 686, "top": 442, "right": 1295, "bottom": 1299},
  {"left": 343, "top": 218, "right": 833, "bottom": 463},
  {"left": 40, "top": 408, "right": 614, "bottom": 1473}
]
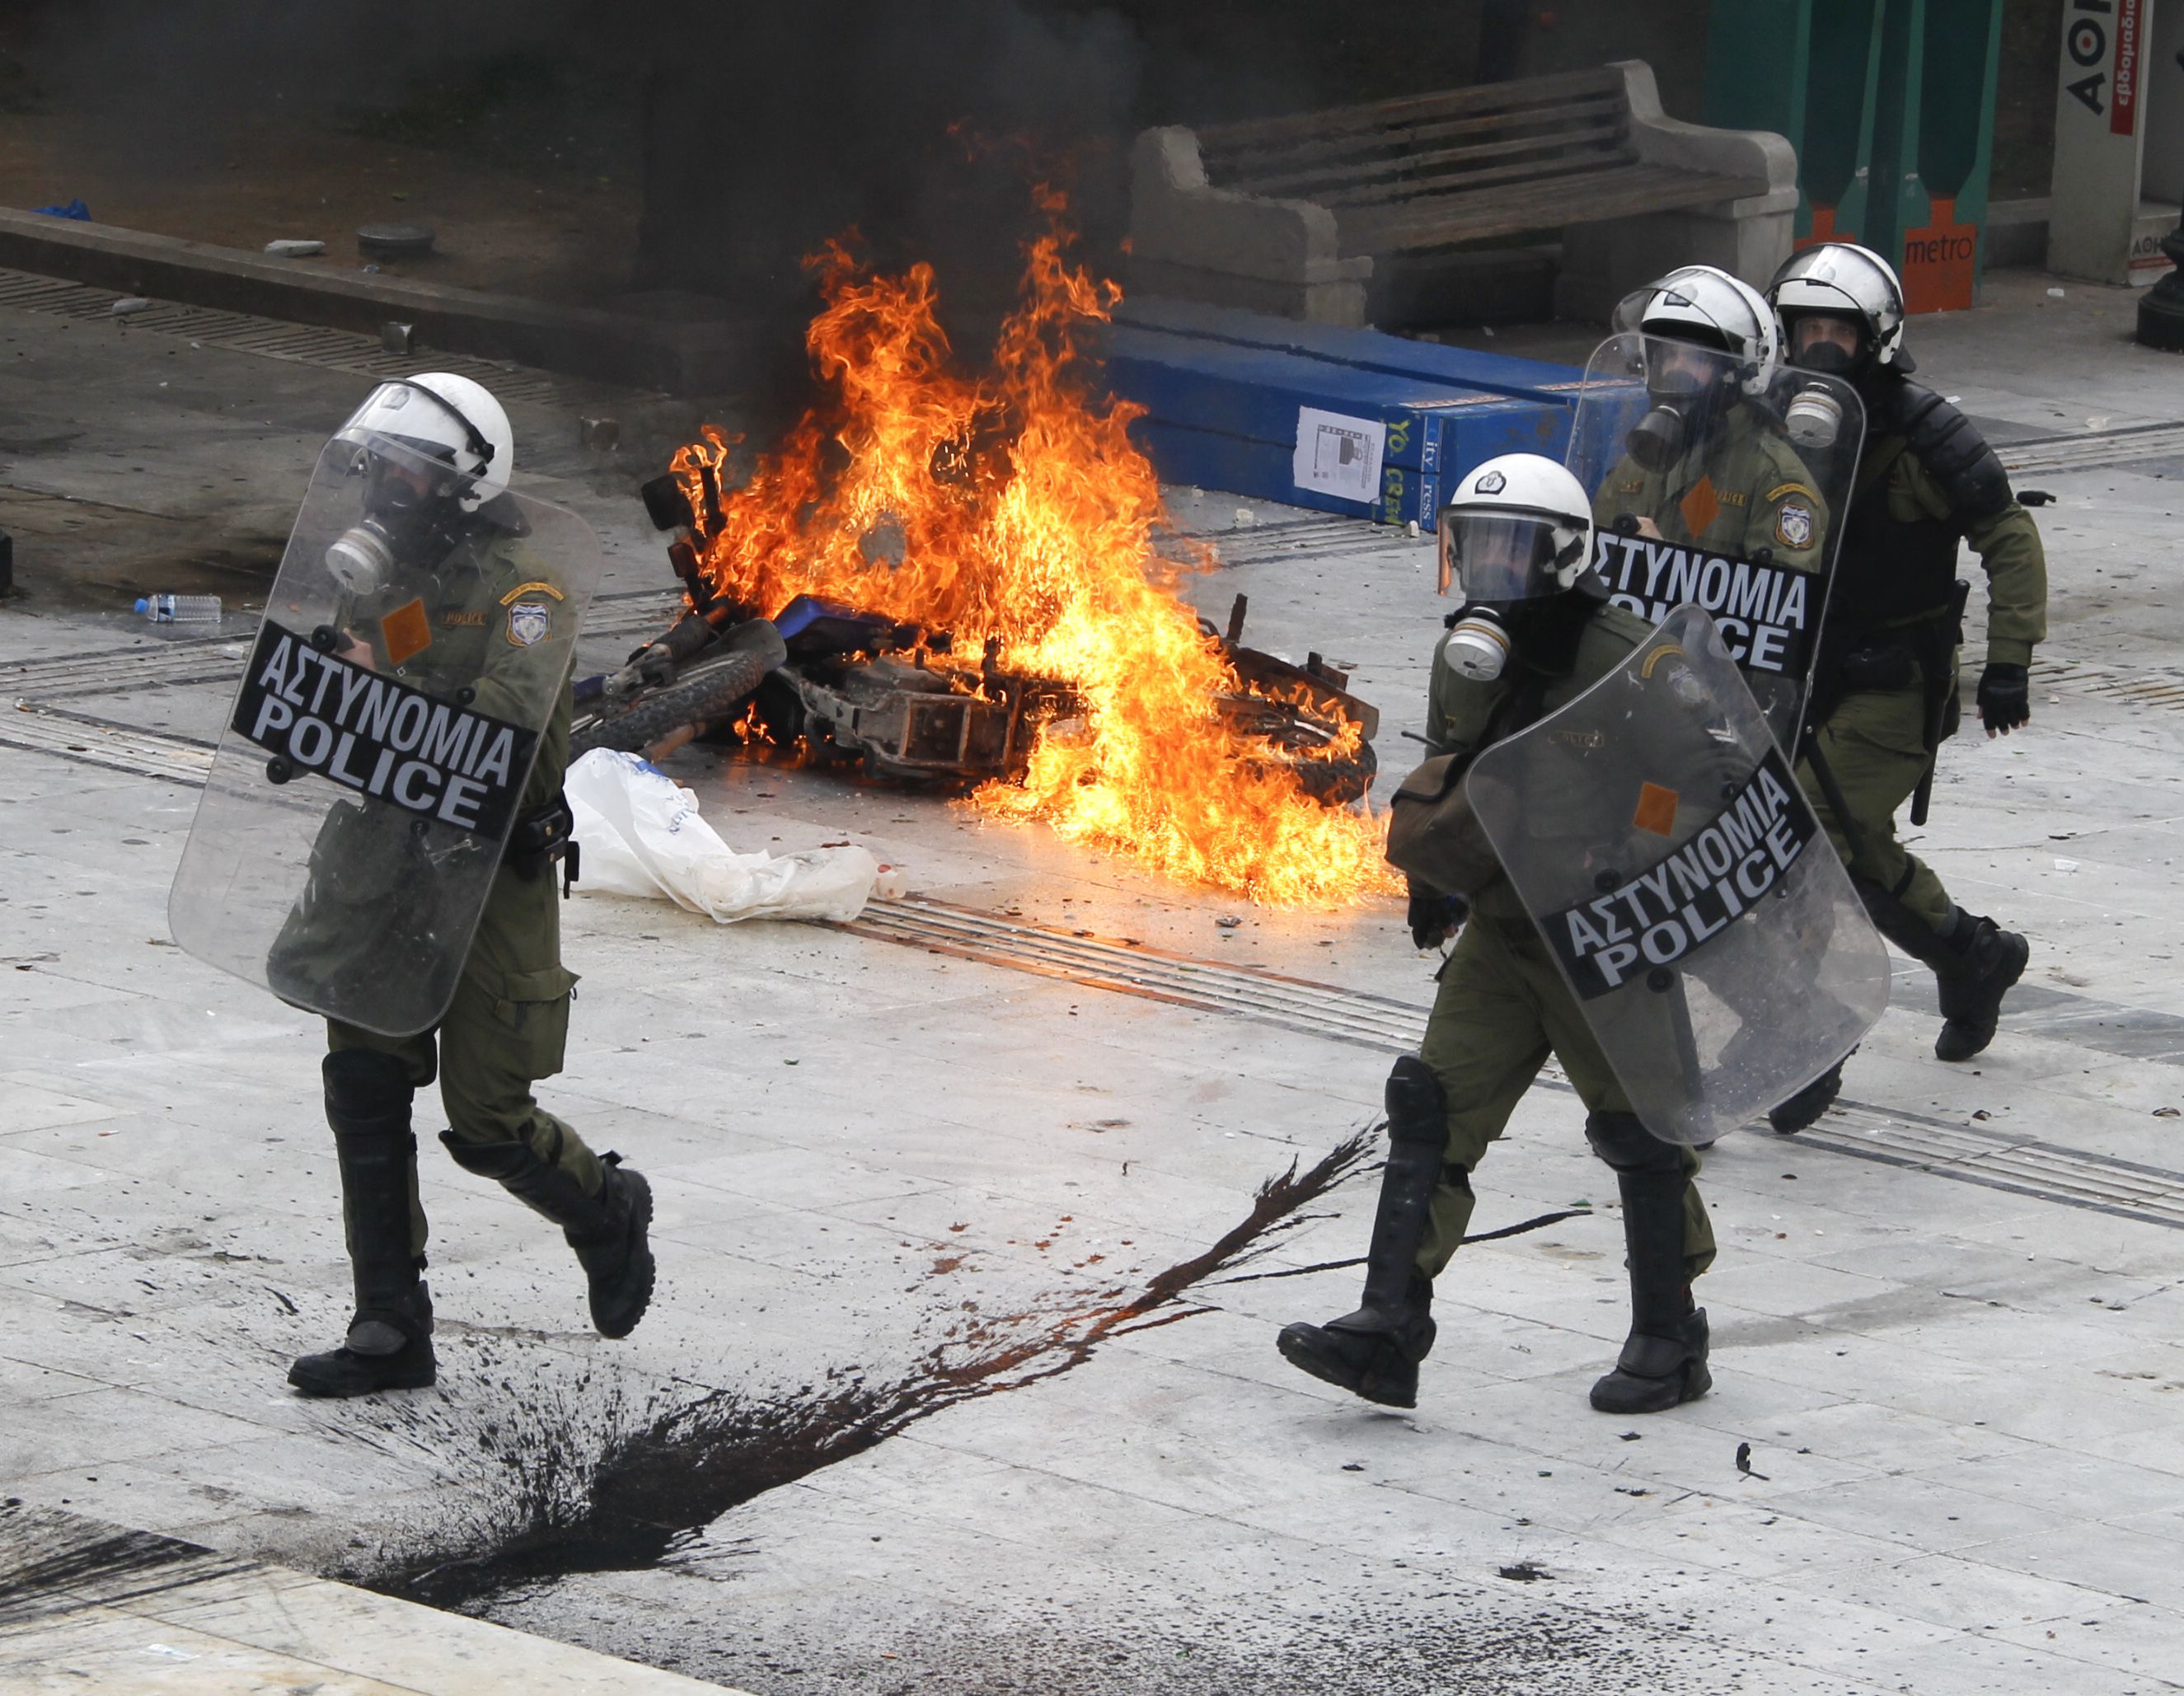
[{"left": 677, "top": 195, "right": 1398, "bottom": 907}]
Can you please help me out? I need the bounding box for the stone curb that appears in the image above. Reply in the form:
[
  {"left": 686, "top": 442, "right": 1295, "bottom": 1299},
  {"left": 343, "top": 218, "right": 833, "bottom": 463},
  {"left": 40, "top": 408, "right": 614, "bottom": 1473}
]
[{"left": 0, "top": 208, "right": 741, "bottom": 395}]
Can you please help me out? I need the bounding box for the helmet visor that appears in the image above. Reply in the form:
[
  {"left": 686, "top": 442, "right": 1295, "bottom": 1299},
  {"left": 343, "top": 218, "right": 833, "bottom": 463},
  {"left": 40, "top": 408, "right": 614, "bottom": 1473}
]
[
  {"left": 334, "top": 381, "right": 494, "bottom": 482},
  {"left": 1781, "top": 306, "right": 1868, "bottom": 374},
  {"left": 1616, "top": 279, "right": 1759, "bottom": 365},
  {"left": 1436, "top": 510, "right": 1577, "bottom": 601}
]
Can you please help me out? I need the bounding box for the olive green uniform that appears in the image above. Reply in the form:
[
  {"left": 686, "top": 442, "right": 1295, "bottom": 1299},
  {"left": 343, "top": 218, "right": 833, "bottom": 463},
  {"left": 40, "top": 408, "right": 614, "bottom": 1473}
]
[
  {"left": 1413, "top": 602, "right": 1715, "bottom": 1281},
  {"left": 1593, "top": 405, "right": 1831, "bottom": 567},
  {"left": 324, "top": 529, "right": 602, "bottom": 1256},
  {"left": 1796, "top": 449, "right": 2047, "bottom": 930}
]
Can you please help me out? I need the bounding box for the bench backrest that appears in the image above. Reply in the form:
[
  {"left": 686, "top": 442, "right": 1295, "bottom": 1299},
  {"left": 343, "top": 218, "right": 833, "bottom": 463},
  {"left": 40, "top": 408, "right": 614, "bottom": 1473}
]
[{"left": 1194, "top": 67, "right": 1633, "bottom": 212}]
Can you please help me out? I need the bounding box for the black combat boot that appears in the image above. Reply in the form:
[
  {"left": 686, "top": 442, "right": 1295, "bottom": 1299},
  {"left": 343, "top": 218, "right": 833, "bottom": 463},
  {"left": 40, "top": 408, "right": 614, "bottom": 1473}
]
[
  {"left": 288, "top": 1051, "right": 437, "bottom": 1398},
  {"left": 1585, "top": 1112, "right": 1711, "bottom": 1415},
  {"left": 1858, "top": 882, "right": 2027, "bottom": 1064},
  {"left": 442, "top": 1130, "right": 656, "bottom": 1338},
  {"left": 1277, "top": 1056, "right": 1446, "bottom": 1409},
  {"left": 1767, "top": 1047, "right": 1856, "bottom": 1136},
  {"left": 1931, "top": 911, "right": 2029, "bottom": 1062}
]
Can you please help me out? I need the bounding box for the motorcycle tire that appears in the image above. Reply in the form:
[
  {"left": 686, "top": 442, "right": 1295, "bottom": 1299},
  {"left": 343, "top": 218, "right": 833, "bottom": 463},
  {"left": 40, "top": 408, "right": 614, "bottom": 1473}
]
[
  {"left": 571, "top": 621, "right": 787, "bottom": 758},
  {"left": 1268, "top": 737, "right": 1377, "bottom": 807}
]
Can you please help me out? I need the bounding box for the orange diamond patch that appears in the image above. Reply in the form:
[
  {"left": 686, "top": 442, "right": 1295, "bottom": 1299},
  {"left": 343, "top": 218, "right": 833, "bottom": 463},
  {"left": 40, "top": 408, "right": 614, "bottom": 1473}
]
[
  {"left": 1678, "top": 476, "right": 1721, "bottom": 540},
  {"left": 378, "top": 597, "right": 433, "bottom": 667},
  {"left": 1632, "top": 782, "right": 1680, "bottom": 837}
]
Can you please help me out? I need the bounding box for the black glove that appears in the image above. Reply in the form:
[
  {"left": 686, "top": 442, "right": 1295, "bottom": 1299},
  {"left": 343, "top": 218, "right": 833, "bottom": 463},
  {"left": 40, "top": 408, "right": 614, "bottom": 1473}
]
[
  {"left": 1407, "top": 888, "right": 1468, "bottom": 951},
  {"left": 1976, "top": 663, "right": 2030, "bottom": 737}
]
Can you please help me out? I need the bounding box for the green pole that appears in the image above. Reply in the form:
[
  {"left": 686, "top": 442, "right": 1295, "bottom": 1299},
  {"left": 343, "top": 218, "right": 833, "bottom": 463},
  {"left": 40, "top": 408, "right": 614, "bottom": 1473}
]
[
  {"left": 1917, "top": 0, "right": 2004, "bottom": 279},
  {"left": 1802, "top": 0, "right": 1886, "bottom": 244},
  {"left": 1704, "top": 0, "right": 1814, "bottom": 230},
  {"left": 1864, "top": 0, "right": 1932, "bottom": 269}
]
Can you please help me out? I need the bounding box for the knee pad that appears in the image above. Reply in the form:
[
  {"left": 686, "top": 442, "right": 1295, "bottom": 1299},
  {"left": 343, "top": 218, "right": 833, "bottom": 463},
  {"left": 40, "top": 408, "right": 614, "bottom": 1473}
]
[
  {"left": 438, "top": 1128, "right": 541, "bottom": 1182},
  {"left": 1584, "top": 1111, "right": 1682, "bottom": 1174},
  {"left": 322, "top": 1048, "right": 414, "bottom": 1125},
  {"left": 1385, "top": 1055, "right": 1449, "bottom": 1150}
]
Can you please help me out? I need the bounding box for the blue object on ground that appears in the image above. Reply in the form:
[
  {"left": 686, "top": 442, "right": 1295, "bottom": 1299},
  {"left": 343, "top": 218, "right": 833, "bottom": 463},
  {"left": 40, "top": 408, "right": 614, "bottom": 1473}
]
[
  {"left": 1114, "top": 297, "right": 1585, "bottom": 403},
  {"left": 33, "top": 199, "right": 91, "bottom": 221},
  {"left": 1104, "top": 314, "right": 1578, "bottom": 525}
]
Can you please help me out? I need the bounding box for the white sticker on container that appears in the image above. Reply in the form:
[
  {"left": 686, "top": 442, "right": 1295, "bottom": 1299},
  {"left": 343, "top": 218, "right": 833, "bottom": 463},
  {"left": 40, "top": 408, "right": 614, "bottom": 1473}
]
[{"left": 1292, "top": 407, "right": 1385, "bottom": 504}]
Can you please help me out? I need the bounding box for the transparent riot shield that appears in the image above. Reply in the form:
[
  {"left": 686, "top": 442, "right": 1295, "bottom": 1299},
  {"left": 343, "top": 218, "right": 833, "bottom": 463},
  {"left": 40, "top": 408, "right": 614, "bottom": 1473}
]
[
  {"left": 169, "top": 433, "right": 600, "bottom": 1036},
  {"left": 1565, "top": 331, "right": 1863, "bottom": 751},
  {"left": 1463, "top": 605, "right": 1890, "bottom": 1146}
]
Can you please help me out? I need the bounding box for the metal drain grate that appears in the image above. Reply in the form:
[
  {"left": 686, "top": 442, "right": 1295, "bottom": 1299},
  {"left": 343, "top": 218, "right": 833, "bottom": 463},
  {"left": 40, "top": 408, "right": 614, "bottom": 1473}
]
[
  {"left": 1199, "top": 515, "right": 1424, "bottom": 570},
  {"left": 0, "top": 635, "right": 251, "bottom": 699},
  {"left": 2041, "top": 655, "right": 2184, "bottom": 714},
  {"left": 7, "top": 696, "right": 2184, "bottom": 1232},
  {"left": 852, "top": 897, "right": 1430, "bottom": 1052},
  {"left": 1999, "top": 420, "right": 2184, "bottom": 476},
  {"left": 1801, "top": 1103, "right": 2184, "bottom": 1231},
  {"left": 849, "top": 897, "right": 2184, "bottom": 1231},
  {"left": 0, "top": 267, "right": 569, "bottom": 406},
  {"left": 0, "top": 702, "right": 212, "bottom": 783},
  {"left": 0, "top": 593, "right": 683, "bottom": 702}
]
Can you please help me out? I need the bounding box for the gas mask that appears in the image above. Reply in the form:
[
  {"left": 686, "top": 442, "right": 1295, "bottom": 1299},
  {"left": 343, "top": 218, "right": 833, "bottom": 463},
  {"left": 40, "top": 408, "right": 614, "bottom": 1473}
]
[
  {"left": 1444, "top": 607, "right": 1516, "bottom": 682},
  {"left": 1783, "top": 312, "right": 1868, "bottom": 385},
  {"left": 1627, "top": 366, "right": 1726, "bottom": 475},
  {"left": 1443, "top": 595, "right": 1601, "bottom": 684},
  {"left": 1791, "top": 340, "right": 1856, "bottom": 377},
  {"left": 324, "top": 515, "right": 404, "bottom": 595},
  {"left": 324, "top": 452, "right": 453, "bottom": 594},
  {"left": 1433, "top": 457, "right": 1595, "bottom": 685},
  {"left": 1781, "top": 382, "right": 1849, "bottom": 452}
]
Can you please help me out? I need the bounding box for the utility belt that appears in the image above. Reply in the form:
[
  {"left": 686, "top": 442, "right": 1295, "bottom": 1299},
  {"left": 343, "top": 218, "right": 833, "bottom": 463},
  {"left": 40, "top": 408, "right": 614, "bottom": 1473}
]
[
  {"left": 1812, "top": 579, "right": 1970, "bottom": 751},
  {"left": 505, "top": 789, "right": 580, "bottom": 897}
]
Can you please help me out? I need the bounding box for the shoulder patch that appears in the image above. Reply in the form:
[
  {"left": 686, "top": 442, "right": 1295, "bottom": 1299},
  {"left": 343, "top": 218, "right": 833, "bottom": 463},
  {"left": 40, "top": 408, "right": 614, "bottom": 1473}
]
[
  {"left": 505, "top": 601, "right": 553, "bottom": 648},
  {"left": 499, "top": 579, "right": 565, "bottom": 606},
  {"left": 1765, "top": 481, "right": 1818, "bottom": 504},
  {"left": 1774, "top": 502, "right": 1816, "bottom": 550}
]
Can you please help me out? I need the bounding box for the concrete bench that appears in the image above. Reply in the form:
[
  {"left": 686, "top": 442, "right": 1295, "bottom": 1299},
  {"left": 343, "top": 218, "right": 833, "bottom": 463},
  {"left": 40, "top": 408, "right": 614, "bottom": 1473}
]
[{"left": 1128, "top": 62, "right": 1797, "bottom": 328}]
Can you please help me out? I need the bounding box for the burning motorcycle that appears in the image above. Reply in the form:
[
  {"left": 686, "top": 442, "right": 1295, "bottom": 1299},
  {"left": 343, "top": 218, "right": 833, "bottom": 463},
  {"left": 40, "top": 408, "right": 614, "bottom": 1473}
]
[{"left": 574, "top": 469, "right": 1380, "bottom": 803}]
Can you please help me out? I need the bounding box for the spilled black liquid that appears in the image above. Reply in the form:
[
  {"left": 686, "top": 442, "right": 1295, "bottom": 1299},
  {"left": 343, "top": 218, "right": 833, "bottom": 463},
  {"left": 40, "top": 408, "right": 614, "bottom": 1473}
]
[
  {"left": 0, "top": 1502, "right": 250, "bottom": 1628},
  {"left": 367, "top": 1128, "right": 1377, "bottom": 1608}
]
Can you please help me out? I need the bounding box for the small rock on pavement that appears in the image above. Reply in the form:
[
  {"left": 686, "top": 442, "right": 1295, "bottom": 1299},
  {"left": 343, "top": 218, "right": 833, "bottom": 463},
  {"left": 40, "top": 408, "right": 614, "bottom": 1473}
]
[
  {"left": 111, "top": 297, "right": 152, "bottom": 316},
  {"left": 264, "top": 239, "right": 325, "bottom": 258}
]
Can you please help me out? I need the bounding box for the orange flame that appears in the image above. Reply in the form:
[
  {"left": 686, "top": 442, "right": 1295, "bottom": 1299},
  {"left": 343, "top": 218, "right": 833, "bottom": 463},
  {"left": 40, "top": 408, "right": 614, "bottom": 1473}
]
[{"left": 677, "top": 198, "right": 1398, "bottom": 907}]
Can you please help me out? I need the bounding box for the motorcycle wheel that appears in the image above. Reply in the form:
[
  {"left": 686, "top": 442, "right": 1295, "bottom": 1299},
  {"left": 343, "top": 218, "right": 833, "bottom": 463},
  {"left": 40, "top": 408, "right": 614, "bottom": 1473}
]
[{"left": 570, "top": 622, "right": 788, "bottom": 758}]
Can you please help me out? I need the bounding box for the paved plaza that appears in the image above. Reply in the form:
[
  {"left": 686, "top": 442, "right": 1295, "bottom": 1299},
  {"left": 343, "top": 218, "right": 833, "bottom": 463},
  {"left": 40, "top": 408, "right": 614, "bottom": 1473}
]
[{"left": 5, "top": 269, "right": 2184, "bottom": 1692}]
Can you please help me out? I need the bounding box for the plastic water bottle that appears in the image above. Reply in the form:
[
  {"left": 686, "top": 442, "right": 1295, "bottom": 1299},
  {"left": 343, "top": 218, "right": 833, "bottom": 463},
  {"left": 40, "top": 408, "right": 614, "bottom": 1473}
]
[{"left": 136, "top": 593, "right": 222, "bottom": 624}]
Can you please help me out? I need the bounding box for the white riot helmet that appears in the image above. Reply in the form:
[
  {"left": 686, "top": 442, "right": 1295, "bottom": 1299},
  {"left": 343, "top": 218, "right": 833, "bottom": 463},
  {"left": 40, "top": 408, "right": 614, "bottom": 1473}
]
[
  {"left": 1611, "top": 267, "right": 1783, "bottom": 474},
  {"left": 1436, "top": 454, "right": 1596, "bottom": 683},
  {"left": 1768, "top": 241, "right": 1907, "bottom": 376},
  {"left": 335, "top": 372, "right": 513, "bottom": 509},
  {"left": 324, "top": 373, "right": 515, "bottom": 593},
  {"left": 1618, "top": 265, "right": 1783, "bottom": 396}
]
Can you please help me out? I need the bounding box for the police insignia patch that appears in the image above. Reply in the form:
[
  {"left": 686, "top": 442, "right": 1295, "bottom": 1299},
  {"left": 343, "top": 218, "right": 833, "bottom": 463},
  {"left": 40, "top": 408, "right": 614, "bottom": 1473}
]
[
  {"left": 1476, "top": 469, "right": 1507, "bottom": 494},
  {"left": 1775, "top": 502, "right": 1815, "bottom": 548},
  {"left": 506, "top": 601, "right": 551, "bottom": 647}
]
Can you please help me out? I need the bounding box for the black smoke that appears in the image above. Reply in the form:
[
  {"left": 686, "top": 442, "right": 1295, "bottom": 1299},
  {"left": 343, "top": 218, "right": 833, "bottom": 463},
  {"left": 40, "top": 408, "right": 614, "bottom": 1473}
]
[
  {"left": 1, "top": 0, "right": 1512, "bottom": 395},
  {"left": 2, "top": 0, "right": 598, "bottom": 171}
]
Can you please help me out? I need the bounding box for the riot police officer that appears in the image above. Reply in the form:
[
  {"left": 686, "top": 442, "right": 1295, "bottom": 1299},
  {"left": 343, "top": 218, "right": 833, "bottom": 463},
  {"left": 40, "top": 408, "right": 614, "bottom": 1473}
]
[
  {"left": 277, "top": 374, "right": 657, "bottom": 1396},
  {"left": 1591, "top": 265, "right": 1830, "bottom": 573},
  {"left": 1277, "top": 456, "right": 1718, "bottom": 1417},
  {"left": 1763, "top": 244, "right": 2047, "bottom": 1132}
]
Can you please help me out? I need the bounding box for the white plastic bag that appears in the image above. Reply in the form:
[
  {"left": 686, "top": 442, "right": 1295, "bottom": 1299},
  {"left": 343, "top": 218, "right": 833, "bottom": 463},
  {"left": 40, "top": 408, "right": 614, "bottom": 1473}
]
[{"left": 565, "top": 748, "right": 879, "bottom": 924}]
